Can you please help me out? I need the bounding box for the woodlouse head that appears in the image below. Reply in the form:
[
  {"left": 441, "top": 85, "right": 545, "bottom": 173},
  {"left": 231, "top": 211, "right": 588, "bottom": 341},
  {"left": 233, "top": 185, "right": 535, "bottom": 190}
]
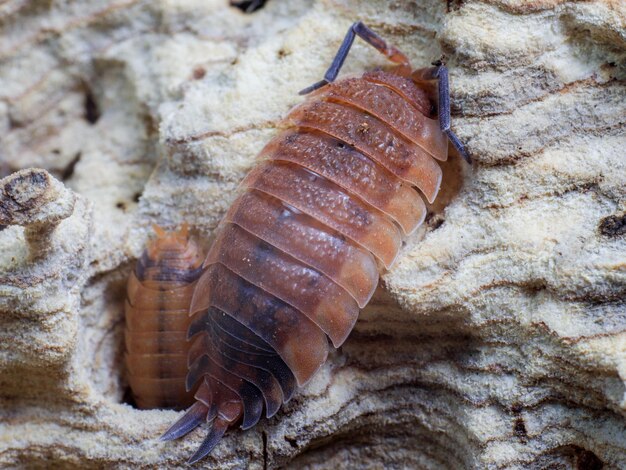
[{"left": 147, "top": 224, "right": 203, "bottom": 267}]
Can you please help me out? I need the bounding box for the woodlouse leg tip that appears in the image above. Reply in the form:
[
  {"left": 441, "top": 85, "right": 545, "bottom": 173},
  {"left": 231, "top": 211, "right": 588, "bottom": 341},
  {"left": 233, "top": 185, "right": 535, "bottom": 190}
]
[
  {"left": 446, "top": 129, "right": 472, "bottom": 164},
  {"left": 187, "top": 454, "right": 204, "bottom": 465},
  {"left": 160, "top": 424, "right": 194, "bottom": 441},
  {"left": 298, "top": 79, "right": 329, "bottom": 95},
  {"left": 159, "top": 431, "right": 176, "bottom": 441}
]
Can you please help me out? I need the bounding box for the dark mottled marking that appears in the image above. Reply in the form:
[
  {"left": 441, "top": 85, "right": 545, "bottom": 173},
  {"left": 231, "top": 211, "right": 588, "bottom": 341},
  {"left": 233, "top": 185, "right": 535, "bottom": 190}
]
[
  {"left": 61, "top": 153, "right": 81, "bottom": 181},
  {"left": 84, "top": 86, "right": 100, "bottom": 124},
  {"left": 598, "top": 213, "right": 626, "bottom": 238},
  {"left": 513, "top": 417, "right": 528, "bottom": 443},
  {"left": 230, "top": 0, "right": 267, "bottom": 13},
  {"left": 136, "top": 253, "right": 204, "bottom": 283}
]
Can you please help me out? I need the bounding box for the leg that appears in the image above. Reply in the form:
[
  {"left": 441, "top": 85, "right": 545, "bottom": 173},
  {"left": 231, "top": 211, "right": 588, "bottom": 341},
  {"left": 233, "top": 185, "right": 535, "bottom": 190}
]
[
  {"left": 299, "top": 22, "right": 410, "bottom": 95},
  {"left": 417, "top": 64, "right": 472, "bottom": 164}
]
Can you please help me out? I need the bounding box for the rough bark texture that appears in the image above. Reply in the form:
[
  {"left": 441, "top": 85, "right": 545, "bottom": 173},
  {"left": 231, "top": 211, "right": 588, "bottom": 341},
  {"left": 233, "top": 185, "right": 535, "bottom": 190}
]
[{"left": 0, "top": 0, "right": 625, "bottom": 468}]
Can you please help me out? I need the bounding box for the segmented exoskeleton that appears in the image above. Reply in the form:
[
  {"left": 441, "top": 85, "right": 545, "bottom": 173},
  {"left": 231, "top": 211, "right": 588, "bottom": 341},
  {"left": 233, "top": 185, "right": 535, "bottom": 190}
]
[
  {"left": 125, "top": 225, "right": 204, "bottom": 409},
  {"left": 162, "top": 22, "right": 470, "bottom": 463}
]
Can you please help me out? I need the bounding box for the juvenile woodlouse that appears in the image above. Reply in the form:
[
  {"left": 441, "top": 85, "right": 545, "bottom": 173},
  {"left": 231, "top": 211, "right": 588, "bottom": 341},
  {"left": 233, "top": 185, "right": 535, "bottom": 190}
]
[
  {"left": 161, "top": 22, "right": 470, "bottom": 463},
  {"left": 125, "top": 224, "right": 204, "bottom": 409}
]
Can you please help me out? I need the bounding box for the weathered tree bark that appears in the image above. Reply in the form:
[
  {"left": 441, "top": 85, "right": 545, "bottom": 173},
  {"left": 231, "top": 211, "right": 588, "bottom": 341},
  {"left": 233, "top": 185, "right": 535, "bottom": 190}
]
[{"left": 0, "top": 0, "right": 624, "bottom": 468}]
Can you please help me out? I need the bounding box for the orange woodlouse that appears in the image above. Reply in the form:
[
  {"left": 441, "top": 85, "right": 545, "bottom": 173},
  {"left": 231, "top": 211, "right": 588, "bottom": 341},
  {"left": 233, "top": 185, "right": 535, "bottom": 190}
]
[
  {"left": 159, "top": 22, "right": 470, "bottom": 463},
  {"left": 125, "top": 224, "right": 204, "bottom": 409}
]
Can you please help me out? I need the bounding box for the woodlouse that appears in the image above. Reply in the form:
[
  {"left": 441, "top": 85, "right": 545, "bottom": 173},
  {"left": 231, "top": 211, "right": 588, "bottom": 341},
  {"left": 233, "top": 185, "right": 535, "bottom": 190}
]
[
  {"left": 161, "top": 22, "right": 470, "bottom": 463},
  {"left": 125, "top": 224, "right": 204, "bottom": 409}
]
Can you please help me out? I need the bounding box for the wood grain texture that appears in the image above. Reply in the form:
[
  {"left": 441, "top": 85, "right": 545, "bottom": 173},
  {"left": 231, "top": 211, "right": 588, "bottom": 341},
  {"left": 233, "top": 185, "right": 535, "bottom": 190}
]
[{"left": 0, "top": 0, "right": 624, "bottom": 468}]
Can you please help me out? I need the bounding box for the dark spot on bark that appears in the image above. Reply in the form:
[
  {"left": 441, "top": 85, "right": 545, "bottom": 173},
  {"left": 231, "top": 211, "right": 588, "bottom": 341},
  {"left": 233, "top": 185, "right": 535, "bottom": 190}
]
[
  {"left": 132, "top": 192, "right": 141, "bottom": 203},
  {"left": 8, "top": 115, "right": 24, "bottom": 130},
  {"left": 84, "top": 86, "right": 101, "bottom": 124},
  {"left": 27, "top": 171, "right": 47, "bottom": 187},
  {"left": 192, "top": 66, "right": 206, "bottom": 80},
  {"left": 62, "top": 153, "right": 81, "bottom": 181},
  {"left": 116, "top": 202, "right": 126, "bottom": 211},
  {"left": 284, "top": 436, "right": 298, "bottom": 448},
  {"left": 262, "top": 431, "right": 268, "bottom": 470},
  {"left": 446, "top": 0, "right": 465, "bottom": 12},
  {"left": 578, "top": 181, "right": 597, "bottom": 193},
  {"left": 277, "top": 48, "right": 290, "bottom": 59},
  {"left": 598, "top": 213, "right": 625, "bottom": 238},
  {"left": 513, "top": 417, "right": 528, "bottom": 443},
  {"left": 231, "top": 0, "right": 267, "bottom": 13},
  {"left": 524, "top": 280, "right": 547, "bottom": 294}
]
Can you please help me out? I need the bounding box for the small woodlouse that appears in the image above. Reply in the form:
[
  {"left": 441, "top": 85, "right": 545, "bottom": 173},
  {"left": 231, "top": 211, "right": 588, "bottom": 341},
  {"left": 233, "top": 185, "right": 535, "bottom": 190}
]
[
  {"left": 161, "top": 22, "right": 470, "bottom": 463},
  {"left": 125, "top": 224, "right": 204, "bottom": 409}
]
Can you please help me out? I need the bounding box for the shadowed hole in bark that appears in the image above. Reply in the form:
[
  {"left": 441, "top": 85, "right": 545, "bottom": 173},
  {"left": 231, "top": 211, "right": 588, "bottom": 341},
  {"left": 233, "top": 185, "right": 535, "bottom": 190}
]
[
  {"left": 446, "top": 0, "right": 466, "bottom": 12},
  {"left": 284, "top": 436, "right": 298, "bottom": 448},
  {"left": 532, "top": 445, "right": 604, "bottom": 469},
  {"left": 122, "top": 386, "right": 137, "bottom": 409},
  {"left": 62, "top": 153, "right": 81, "bottom": 181},
  {"left": 567, "top": 445, "right": 604, "bottom": 470},
  {"left": 427, "top": 151, "right": 467, "bottom": 215},
  {"left": 425, "top": 212, "right": 445, "bottom": 230},
  {"left": 574, "top": 447, "right": 604, "bottom": 470},
  {"left": 231, "top": 0, "right": 267, "bottom": 13},
  {"left": 84, "top": 85, "right": 101, "bottom": 124}
]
